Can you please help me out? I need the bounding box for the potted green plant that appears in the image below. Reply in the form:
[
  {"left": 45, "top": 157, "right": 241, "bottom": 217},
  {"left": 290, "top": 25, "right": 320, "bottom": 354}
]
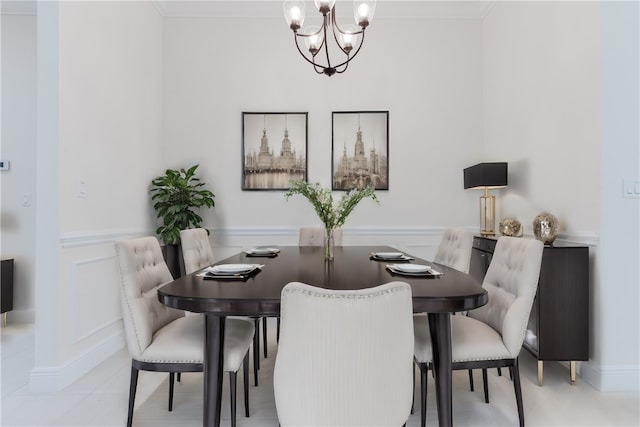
[{"left": 150, "top": 164, "right": 215, "bottom": 276}]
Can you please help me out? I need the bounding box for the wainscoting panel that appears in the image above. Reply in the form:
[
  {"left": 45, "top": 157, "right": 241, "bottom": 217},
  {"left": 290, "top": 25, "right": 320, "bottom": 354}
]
[{"left": 70, "top": 255, "right": 120, "bottom": 344}]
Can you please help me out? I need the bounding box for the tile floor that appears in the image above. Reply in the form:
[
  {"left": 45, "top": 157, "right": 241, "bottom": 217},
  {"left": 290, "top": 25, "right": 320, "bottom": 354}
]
[{"left": 2, "top": 320, "right": 639, "bottom": 427}]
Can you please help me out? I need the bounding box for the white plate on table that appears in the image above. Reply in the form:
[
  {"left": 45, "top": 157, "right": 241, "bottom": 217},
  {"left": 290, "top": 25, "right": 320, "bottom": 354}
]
[
  {"left": 388, "top": 264, "right": 432, "bottom": 273},
  {"left": 245, "top": 247, "right": 280, "bottom": 255},
  {"left": 210, "top": 264, "right": 260, "bottom": 274},
  {"left": 372, "top": 252, "right": 405, "bottom": 259}
]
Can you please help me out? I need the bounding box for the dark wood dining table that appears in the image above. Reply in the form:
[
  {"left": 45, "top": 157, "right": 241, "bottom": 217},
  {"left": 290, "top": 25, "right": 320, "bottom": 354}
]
[{"left": 157, "top": 245, "right": 487, "bottom": 427}]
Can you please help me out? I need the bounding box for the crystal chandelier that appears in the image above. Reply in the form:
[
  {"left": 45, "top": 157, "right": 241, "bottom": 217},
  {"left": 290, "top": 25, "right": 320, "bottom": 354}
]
[{"left": 283, "top": 0, "right": 377, "bottom": 76}]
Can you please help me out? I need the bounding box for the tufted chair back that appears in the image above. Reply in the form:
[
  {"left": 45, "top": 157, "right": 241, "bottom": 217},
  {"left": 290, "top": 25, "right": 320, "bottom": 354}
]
[
  {"left": 298, "top": 227, "right": 343, "bottom": 246},
  {"left": 434, "top": 228, "right": 473, "bottom": 273},
  {"left": 180, "top": 228, "right": 215, "bottom": 274},
  {"left": 468, "top": 236, "right": 543, "bottom": 357},
  {"left": 115, "top": 236, "right": 183, "bottom": 360},
  {"left": 274, "top": 281, "right": 414, "bottom": 426}
]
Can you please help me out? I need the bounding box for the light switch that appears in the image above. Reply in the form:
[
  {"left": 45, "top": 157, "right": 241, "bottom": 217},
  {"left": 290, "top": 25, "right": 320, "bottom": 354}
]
[
  {"left": 77, "top": 178, "right": 87, "bottom": 198},
  {"left": 22, "top": 193, "right": 31, "bottom": 207}
]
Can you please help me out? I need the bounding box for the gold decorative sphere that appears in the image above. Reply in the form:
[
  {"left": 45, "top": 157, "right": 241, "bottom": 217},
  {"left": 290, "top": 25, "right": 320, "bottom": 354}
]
[
  {"left": 533, "top": 212, "right": 559, "bottom": 245},
  {"left": 499, "top": 218, "right": 523, "bottom": 237}
]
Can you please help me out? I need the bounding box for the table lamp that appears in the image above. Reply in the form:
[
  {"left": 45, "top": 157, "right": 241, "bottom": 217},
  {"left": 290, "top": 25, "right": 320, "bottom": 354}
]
[{"left": 463, "top": 162, "right": 508, "bottom": 236}]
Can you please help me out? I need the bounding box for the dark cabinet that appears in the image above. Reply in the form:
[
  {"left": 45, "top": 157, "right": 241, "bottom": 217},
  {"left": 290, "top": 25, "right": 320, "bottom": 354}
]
[
  {"left": 471, "top": 236, "right": 589, "bottom": 385},
  {"left": 1, "top": 258, "right": 14, "bottom": 326}
]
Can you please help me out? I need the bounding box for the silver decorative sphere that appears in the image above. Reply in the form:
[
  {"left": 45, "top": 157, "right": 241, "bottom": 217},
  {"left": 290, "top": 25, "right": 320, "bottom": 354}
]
[
  {"left": 499, "top": 218, "right": 522, "bottom": 237},
  {"left": 533, "top": 212, "right": 559, "bottom": 245}
]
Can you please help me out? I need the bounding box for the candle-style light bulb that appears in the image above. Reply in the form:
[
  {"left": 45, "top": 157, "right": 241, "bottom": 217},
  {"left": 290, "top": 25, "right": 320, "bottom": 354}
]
[
  {"left": 354, "top": 0, "right": 376, "bottom": 28},
  {"left": 283, "top": 1, "right": 305, "bottom": 31}
]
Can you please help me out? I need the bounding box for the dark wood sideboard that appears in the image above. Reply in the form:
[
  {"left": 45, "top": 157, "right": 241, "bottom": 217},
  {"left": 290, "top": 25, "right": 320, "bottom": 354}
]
[
  {"left": 1, "top": 258, "right": 14, "bottom": 326},
  {"left": 469, "top": 236, "right": 589, "bottom": 385}
]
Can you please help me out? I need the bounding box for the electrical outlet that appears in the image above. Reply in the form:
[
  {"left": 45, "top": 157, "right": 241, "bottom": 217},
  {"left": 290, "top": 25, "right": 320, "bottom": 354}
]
[
  {"left": 0, "top": 160, "right": 9, "bottom": 171},
  {"left": 623, "top": 178, "right": 640, "bottom": 198}
]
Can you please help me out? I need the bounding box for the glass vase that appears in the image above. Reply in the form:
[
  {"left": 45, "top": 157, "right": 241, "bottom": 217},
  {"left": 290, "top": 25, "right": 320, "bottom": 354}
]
[{"left": 324, "top": 228, "right": 335, "bottom": 261}]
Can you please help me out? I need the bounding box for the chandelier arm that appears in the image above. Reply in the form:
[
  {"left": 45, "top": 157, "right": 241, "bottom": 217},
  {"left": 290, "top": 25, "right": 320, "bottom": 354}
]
[
  {"left": 335, "top": 61, "right": 350, "bottom": 74},
  {"left": 329, "top": 29, "right": 366, "bottom": 71},
  {"left": 322, "top": 14, "right": 332, "bottom": 70},
  {"left": 330, "top": 8, "right": 364, "bottom": 55},
  {"left": 293, "top": 32, "right": 323, "bottom": 68}
]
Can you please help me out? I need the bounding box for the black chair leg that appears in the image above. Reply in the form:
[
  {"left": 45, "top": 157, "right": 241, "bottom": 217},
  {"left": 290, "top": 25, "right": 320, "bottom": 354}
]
[
  {"left": 498, "top": 367, "right": 502, "bottom": 376},
  {"left": 468, "top": 369, "right": 475, "bottom": 391},
  {"left": 243, "top": 353, "right": 250, "bottom": 417},
  {"left": 126, "top": 365, "right": 139, "bottom": 427},
  {"left": 168, "top": 372, "right": 175, "bottom": 411},
  {"left": 263, "top": 317, "right": 268, "bottom": 358},
  {"left": 482, "top": 368, "right": 489, "bottom": 403},
  {"left": 177, "top": 372, "right": 181, "bottom": 382},
  {"left": 419, "top": 362, "right": 428, "bottom": 427},
  {"left": 276, "top": 316, "right": 280, "bottom": 342},
  {"left": 411, "top": 362, "right": 415, "bottom": 414},
  {"left": 229, "top": 371, "right": 237, "bottom": 427},
  {"left": 252, "top": 317, "right": 260, "bottom": 386},
  {"left": 512, "top": 358, "right": 525, "bottom": 427}
]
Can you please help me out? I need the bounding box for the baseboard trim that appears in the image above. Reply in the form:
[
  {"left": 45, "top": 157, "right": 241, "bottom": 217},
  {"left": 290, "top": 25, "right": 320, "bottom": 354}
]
[
  {"left": 582, "top": 361, "right": 640, "bottom": 391},
  {"left": 29, "top": 331, "right": 125, "bottom": 392}
]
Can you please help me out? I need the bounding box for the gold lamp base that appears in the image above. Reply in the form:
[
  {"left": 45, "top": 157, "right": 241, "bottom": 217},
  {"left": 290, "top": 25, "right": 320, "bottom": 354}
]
[{"left": 479, "top": 188, "right": 496, "bottom": 236}]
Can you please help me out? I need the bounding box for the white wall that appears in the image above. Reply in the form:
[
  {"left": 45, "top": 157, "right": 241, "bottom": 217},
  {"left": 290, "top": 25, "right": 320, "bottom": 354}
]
[
  {"left": 482, "top": 1, "right": 600, "bottom": 237},
  {"left": 483, "top": 1, "right": 639, "bottom": 391},
  {"left": 162, "top": 17, "right": 484, "bottom": 250},
  {"left": 596, "top": 1, "right": 639, "bottom": 391},
  {"left": 1, "top": 13, "right": 37, "bottom": 323},
  {"left": 30, "top": 1, "right": 165, "bottom": 391}
]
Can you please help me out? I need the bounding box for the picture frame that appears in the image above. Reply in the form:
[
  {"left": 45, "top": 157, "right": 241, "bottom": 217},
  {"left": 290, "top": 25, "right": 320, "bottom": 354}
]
[
  {"left": 242, "top": 112, "right": 308, "bottom": 190},
  {"left": 332, "top": 110, "right": 389, "bottom": 190}
]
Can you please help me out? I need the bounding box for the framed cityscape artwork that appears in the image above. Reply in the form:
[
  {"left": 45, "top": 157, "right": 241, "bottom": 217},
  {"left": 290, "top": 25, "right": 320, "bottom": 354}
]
[
  {"left": 242, "top": 112, "right": 308, "bottom": 190},
  {"left": 332, "top": 111, "right": 389, "bottom": 191}
]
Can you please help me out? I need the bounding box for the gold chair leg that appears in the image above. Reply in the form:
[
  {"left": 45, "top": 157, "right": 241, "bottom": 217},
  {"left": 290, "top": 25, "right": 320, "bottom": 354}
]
[
  {"left": 570, "top": 361, "right": 576, "bottom": 385},
  {"left": 537, "top": 360, "right": 543, "bottom": 386}
]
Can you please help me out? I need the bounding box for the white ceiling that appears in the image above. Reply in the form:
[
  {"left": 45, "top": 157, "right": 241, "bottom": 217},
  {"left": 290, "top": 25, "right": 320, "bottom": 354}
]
[
  {"left": 153, "top": 1, "right": 495, "bottom": 19},
  {"left": 0, "top": 1, "right": 495, "bottom": 20}
]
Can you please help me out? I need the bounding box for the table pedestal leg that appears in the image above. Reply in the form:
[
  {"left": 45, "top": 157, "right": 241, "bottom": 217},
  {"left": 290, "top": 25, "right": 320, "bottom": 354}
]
[
  {"left": 204, "top": 315, "right": 226, "bottom": 427},
  {"left": 428, "top": 312, "right": 452, "bottom": 427}
]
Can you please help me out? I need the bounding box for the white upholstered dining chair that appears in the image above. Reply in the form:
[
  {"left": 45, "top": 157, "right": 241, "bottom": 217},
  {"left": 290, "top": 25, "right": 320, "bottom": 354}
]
[
  {"left": 433, "top": 228, "right": 473, "bottom": 273},
  {"left": 179, "top": 227, "right": 263, "bottom": 386},
  {"left": 298, "top": 226, "right": 343, "bottom": 246},
  {"left": 116, "top": 236, "right": 254, "bottom": 427},
  {"left": 413, "top": 236, "right": 543, "bottom": 427},
  {"left": 274, "top": 281, "right": 414, "bottom": 426}
]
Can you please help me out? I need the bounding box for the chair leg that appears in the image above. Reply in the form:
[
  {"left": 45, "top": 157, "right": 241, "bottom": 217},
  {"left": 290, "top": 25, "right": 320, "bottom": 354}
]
[
  {"left": 276, "top": 316, "right": 280, "bottom": 342},
  {"left": 497, "top": 367, "right": 502, "bottom": 376},
  {"left": 243, "top": 353, "right": 250, "bottom": 417},
  {"left": 229, "top": 371, "right": 237, "bottom": 427},
  {"left": 177, "top": 372, "right": 181, "bottom": 382},
  {"left": 468, "top": 369, "right": 474, "bottom": 391},
  {"left": 512, "top": 358, "right": 525, "bottom": 427},
  {"left": 126, "top": 365, "right": 139, "bottom": 427},
  {"left": 252, "top": 317, "right": 260, "bottom": 386},
  {"left": 263, "top": 317, "right": 268, "bottom": 358},
  {"left": 168, "top": 372, "right": 175, "bottom": 411},
  {"left": 411, "top": 362, "right": 415, "bottom": 414},
  {"left": 482, "top": 368, "right": 489, "bottom": 403},
  {"left": 419, "top": 362, "right": 429, "bottom": 427}
]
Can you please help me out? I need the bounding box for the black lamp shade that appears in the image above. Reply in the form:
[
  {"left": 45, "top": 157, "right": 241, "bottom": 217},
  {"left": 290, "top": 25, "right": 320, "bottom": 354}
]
[{"left": 464, "top": 162, "right": 508, "bottom": 189}]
